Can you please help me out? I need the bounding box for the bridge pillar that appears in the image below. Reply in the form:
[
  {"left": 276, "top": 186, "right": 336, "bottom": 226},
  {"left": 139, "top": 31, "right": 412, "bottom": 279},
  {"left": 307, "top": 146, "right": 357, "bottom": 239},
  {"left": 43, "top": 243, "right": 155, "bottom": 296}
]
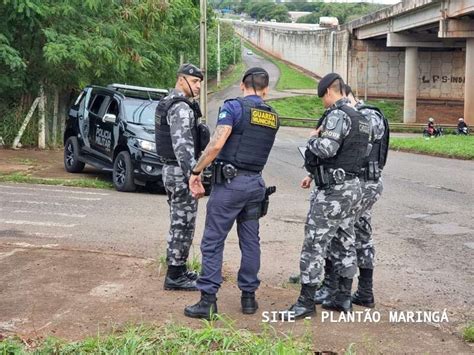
[
  {"left": 403, "top": 47, "right": 418, "bottom": 123},
  {"left": 465, "top": 38, "right": 474, "bottom": 126}
]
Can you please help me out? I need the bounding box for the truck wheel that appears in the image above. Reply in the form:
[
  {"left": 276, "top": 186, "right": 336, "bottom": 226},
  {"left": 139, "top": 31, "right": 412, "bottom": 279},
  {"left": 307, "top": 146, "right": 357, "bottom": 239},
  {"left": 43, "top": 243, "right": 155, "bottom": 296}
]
[
  {"left": 113, "top": 151, "right": 136, "bottom": 192},
  {"left": 64, "top": 136, "right": 85, "bottom": 173}
]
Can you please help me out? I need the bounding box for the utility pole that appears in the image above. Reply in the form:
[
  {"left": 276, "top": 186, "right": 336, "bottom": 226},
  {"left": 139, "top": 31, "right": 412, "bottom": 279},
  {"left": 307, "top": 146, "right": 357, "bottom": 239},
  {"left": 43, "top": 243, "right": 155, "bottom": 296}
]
[
  {"left": 199, "top": 0, "right": 208, "bottom": 125},
  {"left": 217, "top": 20, "right": 221, "bottom": 87}
]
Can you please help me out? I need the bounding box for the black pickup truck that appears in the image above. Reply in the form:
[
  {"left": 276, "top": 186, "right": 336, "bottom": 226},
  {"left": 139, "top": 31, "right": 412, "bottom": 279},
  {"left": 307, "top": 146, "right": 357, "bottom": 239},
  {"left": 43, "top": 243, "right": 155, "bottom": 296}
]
[{"left": 63, "top": 84, "right": 211, "bottom": 193}]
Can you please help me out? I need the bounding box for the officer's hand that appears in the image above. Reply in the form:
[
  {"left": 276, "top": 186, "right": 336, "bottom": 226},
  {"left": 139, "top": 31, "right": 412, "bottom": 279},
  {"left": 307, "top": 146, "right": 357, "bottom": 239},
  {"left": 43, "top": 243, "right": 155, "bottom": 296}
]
[
  {"left": 309, "top": 127, "right": 321, "bottom": 137},
  {"left": 189, "top": 174, "right": 205, "bottom": 199},
  {"left": 301, "top": 176, "right": 312, "bottom": 189}
]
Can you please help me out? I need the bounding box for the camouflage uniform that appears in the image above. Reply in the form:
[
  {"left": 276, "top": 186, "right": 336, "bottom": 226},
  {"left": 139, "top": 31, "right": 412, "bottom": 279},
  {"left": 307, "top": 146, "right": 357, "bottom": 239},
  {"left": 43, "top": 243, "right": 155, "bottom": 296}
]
[
  {"left": 300, "top": 98, "right": 363, "bottom": 286},
  {"left": 162, "top": 89, "right": 198, "bottom": 266},
  {"left": 353, "top": 104, "right": 386, "bottom": 269}
]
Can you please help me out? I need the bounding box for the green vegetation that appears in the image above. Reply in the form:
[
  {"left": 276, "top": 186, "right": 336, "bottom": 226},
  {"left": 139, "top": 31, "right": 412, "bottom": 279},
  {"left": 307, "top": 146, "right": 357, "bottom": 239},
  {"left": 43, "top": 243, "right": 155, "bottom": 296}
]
[
  {"left": 212, "top": 1, "right": 388, "bottom": 24},
  {"left": 209, "top": 60, "right": 246, "bottom": 93},
  {"left": 271, "top": 95, "right": 324, "bottom": 119},
  {"left": 0, "top": 2, "right": 240, "bottom": 147},
  {"left": 0, "top": 172, "right": 113, "bottom": 189},
  {"left": 463, "top": 322, "right": 474, "bottom": 342},
  {"left": 270, "top": 95, "right": 403, "bottom": 123},
  {"left": 244, "top": 42, "right": 317, "bottom": 91},
  {"left": 0, "top": 322, "right": 313, "bottom": 353},
  {"left": 390, "top": 136, "right": 474, "bottom": 160}
]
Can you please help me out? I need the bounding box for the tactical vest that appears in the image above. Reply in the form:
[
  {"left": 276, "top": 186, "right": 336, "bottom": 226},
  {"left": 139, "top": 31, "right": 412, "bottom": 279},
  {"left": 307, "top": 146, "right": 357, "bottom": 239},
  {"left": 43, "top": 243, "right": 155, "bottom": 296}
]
[
  {"left": 155, "top": 96, "right": 207, "bottom": 162},
  {"left": 217, "top": 97, "right": 279, "bottom": 172},
  {"left": 359, "top": 104, "right": 390, "bottom": 170},
  {"left": 315, "top": 104, "right": 370, "bottom": 174}
]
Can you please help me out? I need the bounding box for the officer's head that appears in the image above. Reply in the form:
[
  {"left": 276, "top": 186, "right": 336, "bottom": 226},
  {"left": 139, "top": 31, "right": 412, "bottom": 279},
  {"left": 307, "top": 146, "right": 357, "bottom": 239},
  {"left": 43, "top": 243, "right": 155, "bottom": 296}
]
[
  {"left": 344, "top": 84, "right": 357, "bottom": 106},
  {"left": 318, "top": 73, "right": 345, "bottom": 108},
  {"left": 459, "top": 117, "right": 464, "bottom": 122},
  {"left": 429, "top": 117, "right": 434, "bottom": 123},
  {"left": 176, "top": 63, "right": 203, "bottom": 98},
  {"left": 240, "top": 67, "right": 270, "bottom": 97}
]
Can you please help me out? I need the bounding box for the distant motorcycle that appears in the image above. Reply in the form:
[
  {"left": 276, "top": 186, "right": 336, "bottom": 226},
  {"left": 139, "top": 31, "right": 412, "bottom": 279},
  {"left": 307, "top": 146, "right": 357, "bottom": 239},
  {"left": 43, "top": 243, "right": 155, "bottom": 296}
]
[
  {"left": 457, "top": 127, "right": 469, "bottom": 135},
  {"left": 423, "top": 125, "right": 444, "bottom": 138}
]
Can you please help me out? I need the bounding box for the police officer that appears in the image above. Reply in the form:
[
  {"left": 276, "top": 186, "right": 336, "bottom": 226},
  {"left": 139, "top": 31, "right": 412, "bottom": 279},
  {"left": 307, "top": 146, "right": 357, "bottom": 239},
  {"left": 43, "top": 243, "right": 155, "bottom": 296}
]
[
  {"left": 183, "top": 67, "right": 279, "bottom": 320},
  {"left": 282, "top": 73, "right": 369, "bottom": 320},
  {"left": 346, "top": 84, "right": 389, "bottom": 308},
  {"left": 155, "top": 63, "right": 203, "bottom": 291}
]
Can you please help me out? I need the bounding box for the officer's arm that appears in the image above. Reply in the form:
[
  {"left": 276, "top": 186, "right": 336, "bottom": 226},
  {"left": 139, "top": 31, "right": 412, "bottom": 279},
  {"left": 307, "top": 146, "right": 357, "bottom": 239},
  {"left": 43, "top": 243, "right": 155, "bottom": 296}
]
[
  {"left": 168, "top": 102, "right": 196, "bottom": 178},
  {"left": 307, "top": 111, "right": 350, "bottom": 159},
  {"left": 192, "top": 125, "right": 232, "bottom": 173}
]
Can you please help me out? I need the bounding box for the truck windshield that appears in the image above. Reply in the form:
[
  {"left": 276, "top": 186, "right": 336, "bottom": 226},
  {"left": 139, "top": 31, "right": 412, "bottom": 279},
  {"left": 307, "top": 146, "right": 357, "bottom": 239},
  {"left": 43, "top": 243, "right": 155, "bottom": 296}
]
[{"left": 123, "top": 98, "right": 158, "bottom": 125}]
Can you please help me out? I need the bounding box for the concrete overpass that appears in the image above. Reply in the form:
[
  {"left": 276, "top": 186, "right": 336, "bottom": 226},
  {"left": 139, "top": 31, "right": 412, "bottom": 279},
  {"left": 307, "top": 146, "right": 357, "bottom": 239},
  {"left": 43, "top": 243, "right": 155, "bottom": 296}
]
[
  {"left": 347, "top": 0, "right": 474, "bottom": 124},
  {"left": 232, "top": 0, "right": 474, "bottom": 125}
]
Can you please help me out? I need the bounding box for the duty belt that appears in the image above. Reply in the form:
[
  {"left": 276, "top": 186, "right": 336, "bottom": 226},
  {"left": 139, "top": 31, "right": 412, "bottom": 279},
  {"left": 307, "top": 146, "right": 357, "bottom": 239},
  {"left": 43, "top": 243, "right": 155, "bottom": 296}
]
[
  {"left": 159, "top": 157, "right": 179, "bottom": 166},
  {"left": 313, "top": 166, "right": 358, "bottom": 188},
  {"left": 212, "top": 162, "right": 260, "bottom": 184}
]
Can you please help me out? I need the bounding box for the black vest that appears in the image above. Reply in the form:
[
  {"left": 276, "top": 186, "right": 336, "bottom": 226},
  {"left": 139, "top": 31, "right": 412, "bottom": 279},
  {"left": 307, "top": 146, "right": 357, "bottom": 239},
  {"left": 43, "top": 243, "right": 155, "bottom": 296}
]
[
  {"left": 155, "top": 95, "right": 202, "bottom": 161},
  {"left": 217, "top": 97, "right": 279, "bottom": 172},
  {"left": 318, "top": 104, "right": 370, "bottom": 174},
  {"left": 359, "top": 104, "right": 390, "bottom": 170}
]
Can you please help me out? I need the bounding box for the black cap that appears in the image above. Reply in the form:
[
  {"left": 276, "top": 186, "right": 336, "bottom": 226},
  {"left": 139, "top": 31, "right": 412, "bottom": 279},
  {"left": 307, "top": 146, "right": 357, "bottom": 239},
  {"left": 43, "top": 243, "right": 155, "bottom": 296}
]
[
  {"left": 318, "top": 73, "right": 343, "bottom": 97},
  {"left": 178, "top": 63, "right": 203, "bottom": 80},
  {"left": 242, "top": 67, "right": 269, "bottom": 82}
]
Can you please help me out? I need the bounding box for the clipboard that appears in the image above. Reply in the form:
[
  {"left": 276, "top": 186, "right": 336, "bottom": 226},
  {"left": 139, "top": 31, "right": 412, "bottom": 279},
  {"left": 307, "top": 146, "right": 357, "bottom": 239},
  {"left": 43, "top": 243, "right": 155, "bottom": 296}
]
[{"left": 298, "top": 146, "right": 306, "bottom": 160}]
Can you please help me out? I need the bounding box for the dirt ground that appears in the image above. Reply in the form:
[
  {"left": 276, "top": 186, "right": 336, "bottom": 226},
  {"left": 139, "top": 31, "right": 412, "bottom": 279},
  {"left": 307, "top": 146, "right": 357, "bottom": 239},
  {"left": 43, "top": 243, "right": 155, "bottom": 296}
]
[{"left": 0, "top": 149, "right": 473, "bottom": 353}]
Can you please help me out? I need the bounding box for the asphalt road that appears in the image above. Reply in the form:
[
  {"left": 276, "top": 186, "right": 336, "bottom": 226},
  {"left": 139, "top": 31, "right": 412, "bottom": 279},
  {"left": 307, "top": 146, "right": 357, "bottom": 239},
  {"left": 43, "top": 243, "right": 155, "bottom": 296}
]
[{"left": 1, "top": 51, "right": 473, "bottom": 330}]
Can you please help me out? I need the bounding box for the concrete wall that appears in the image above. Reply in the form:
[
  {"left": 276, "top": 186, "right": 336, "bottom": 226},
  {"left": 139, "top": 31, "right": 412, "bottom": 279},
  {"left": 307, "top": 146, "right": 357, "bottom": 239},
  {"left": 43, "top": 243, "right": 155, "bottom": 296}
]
[{"left": 235, "top": 23, "right": 465, "bottom": 101}]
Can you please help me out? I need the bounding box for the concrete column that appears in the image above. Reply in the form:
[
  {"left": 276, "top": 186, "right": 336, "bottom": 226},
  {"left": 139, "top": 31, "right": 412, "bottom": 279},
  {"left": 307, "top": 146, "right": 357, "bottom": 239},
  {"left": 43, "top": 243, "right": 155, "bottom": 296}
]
[
  {"left": 464, "top": 38, "right": 474, "bottom": 126},
  {"left": 403, "top": 47, "right": 418, "bottom": 123}
]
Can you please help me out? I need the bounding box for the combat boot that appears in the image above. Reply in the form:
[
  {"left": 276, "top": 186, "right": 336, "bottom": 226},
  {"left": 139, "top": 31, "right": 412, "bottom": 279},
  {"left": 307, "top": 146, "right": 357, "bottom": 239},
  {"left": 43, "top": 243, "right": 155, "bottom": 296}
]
[
  {"left": 241, "top": 291, "right": 258, "bottom": 314},
  {"left": 314, "top": 259, "right": 337, "bottom": 304},
  {"left": 322, "top": 277, "right": 353, "bottom": 313},
  {"left": 352, "top": 269, "right": 375, "bottom": 308},
  {"left": 281, "top": 284, "right": 316, "bottom": 321},
  {"left": 184, "top": 292, "right": 218, "bottom": 320},
  {"left": 164, "top": 265, "right": 198, "bottom": 291}
]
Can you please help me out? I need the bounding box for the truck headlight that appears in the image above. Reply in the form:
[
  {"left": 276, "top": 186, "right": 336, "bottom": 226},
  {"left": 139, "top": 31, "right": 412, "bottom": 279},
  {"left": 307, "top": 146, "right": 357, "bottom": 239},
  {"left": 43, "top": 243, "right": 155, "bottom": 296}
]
[{"left": 137, "top": 138, "right": 156, "bottom": 153}]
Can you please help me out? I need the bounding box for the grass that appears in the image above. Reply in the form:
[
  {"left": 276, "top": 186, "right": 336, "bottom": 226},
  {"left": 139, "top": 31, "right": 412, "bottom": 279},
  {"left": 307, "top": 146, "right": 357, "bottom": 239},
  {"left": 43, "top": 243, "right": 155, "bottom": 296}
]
[
  {"left": 390, "top": 135, "right": 474, "bottom": 159},
  {"left": 157, "top": 246, "right": 202, "bottom": 274},
  {"left": 463, "top": 322, "right": 474, "bottom": 342},
  {"left": 0, "top": 172, "right": 113, "bottom": 189},
  {"left": 270, "top": 95, "right": 404, "bottom": 127},
  {"left": 243, "top": 41, "right": 317, "bottom": 91},
  {"left": 0, "top": 321, "right": 313, "bottom": 353},
  {"left": 208, "top": 60, "right": 246, "bottom": 93}
]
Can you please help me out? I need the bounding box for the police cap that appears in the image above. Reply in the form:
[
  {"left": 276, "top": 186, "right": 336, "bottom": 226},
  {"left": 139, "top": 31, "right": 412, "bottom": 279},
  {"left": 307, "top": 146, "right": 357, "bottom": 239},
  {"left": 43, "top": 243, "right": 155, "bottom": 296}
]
[
  {"left": 318, "top": 72, "right": 343, "bottom": 97},
  {"left": 178, "top": 63, "right": 203, "bottom": 80},
  {"left": 242, "top": 67, "right": 269, "bottom": 82}
]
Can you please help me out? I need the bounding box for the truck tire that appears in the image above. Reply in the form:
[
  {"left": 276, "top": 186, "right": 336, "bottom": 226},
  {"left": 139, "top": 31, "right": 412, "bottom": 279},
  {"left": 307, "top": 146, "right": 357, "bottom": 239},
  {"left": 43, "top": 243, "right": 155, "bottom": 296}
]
[
  {"left": 113, "top": 151, "right": 136, "bottom": 192},
  {"left": 64, "top": 136, "right": 85, "bottom": 173}
]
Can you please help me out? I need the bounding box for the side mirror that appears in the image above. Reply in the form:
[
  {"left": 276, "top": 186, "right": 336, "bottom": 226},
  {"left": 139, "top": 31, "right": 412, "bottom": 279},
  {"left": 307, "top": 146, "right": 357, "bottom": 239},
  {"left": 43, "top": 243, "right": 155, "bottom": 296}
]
[{"left": 102, "top": 113, "right": 116, "bottom": 123}]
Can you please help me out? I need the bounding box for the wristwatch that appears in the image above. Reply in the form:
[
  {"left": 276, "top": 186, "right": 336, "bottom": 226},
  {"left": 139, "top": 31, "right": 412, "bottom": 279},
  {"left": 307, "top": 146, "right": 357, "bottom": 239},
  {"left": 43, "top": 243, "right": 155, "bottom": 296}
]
[{"left": 191, "top": 169, "right": 201, "bottom": 176}]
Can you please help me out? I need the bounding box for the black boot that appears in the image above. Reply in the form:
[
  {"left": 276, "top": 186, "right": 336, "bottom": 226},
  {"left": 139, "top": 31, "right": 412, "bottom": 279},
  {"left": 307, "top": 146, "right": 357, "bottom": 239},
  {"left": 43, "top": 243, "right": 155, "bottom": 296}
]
[
  {"left": 281, "top": 284, "right": 316, "bottom": 321},
  {"left": 352, "top": 268, "right": 375, "bottom": 308},
  {"left": 241, "top": 291, "right": 258, "bottom": 314},
  {"left": 164, "top": 265, "right": 198, "bottom": 291},
  {"left": 322, "top": 276, "right": 353, "bottom": 313},
  {"left": 314, "top": 259, "right": 337, "bottom": 304},
  {"left": 184, "top": 292, "right": 218, "bottom": 320}
]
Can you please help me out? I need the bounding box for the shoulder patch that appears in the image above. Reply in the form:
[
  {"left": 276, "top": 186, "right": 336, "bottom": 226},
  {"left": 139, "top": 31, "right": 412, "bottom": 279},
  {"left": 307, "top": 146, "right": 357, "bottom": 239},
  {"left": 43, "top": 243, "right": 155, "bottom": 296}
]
[
  {"left": 250, "top": 108, "right": 278, "bottom": 129},
  {"left": 325, "top": 114, "right": 339, "bottom": 130},
  {"left": 218, "top": 111, "right": 228, "bottom": 120}
]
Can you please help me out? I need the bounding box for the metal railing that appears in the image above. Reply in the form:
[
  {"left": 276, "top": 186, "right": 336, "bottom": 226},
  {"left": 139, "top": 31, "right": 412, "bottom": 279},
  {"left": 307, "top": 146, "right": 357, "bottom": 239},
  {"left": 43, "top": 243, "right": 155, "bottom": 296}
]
[{"left": 279, "top": 117, "right": 460, "bottom": 131}]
